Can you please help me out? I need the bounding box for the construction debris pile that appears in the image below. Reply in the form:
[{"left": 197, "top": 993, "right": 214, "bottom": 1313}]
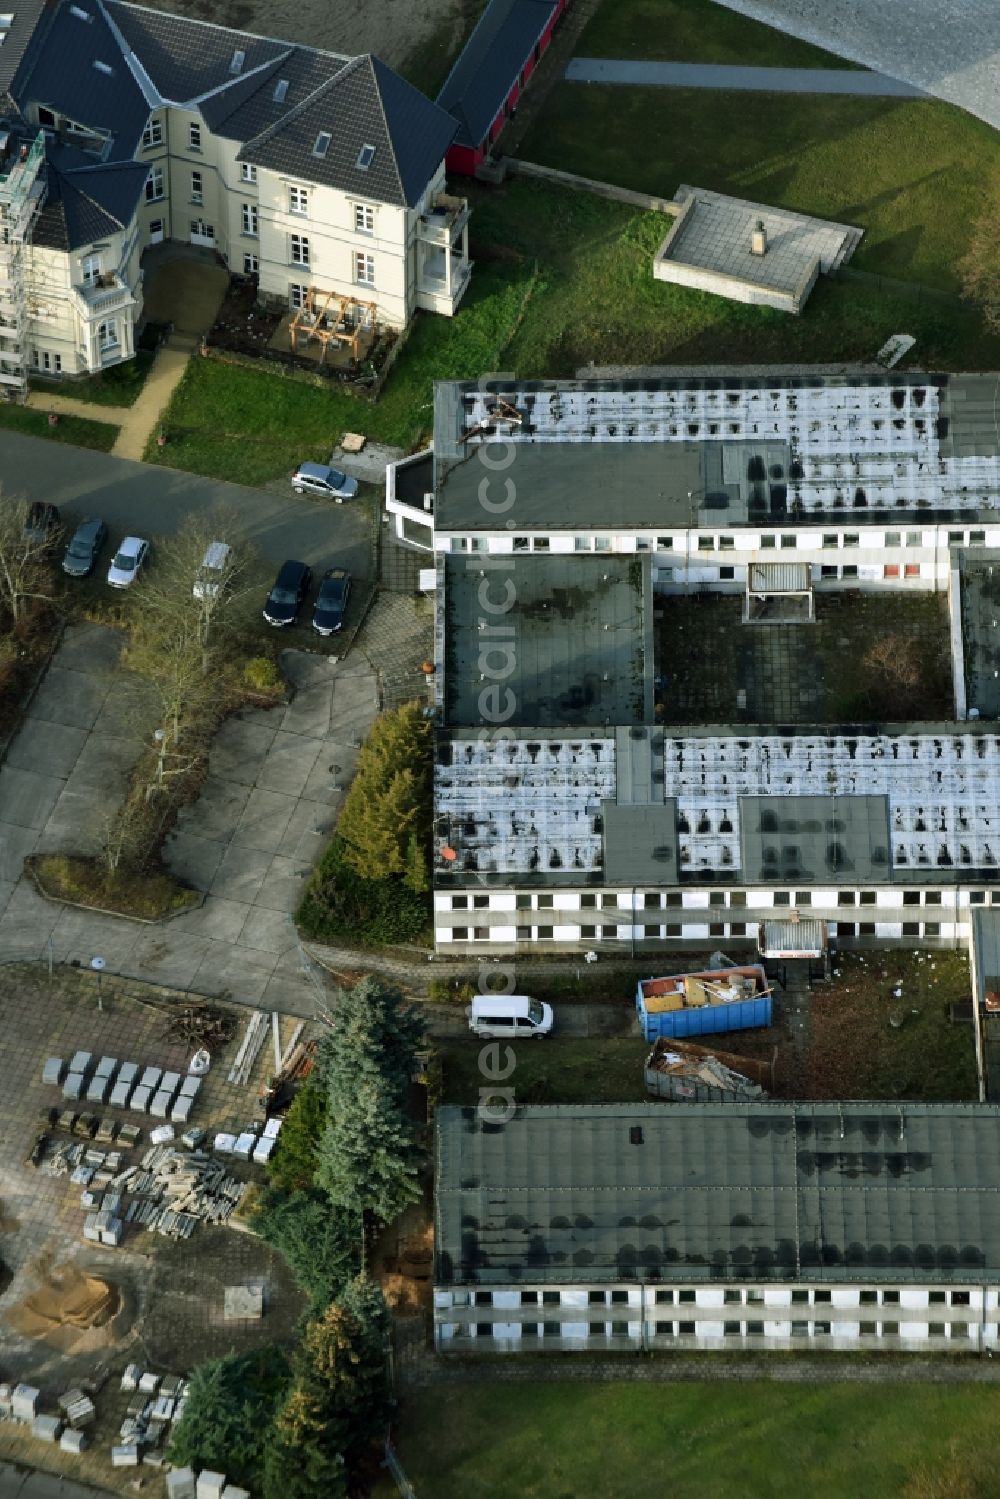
[
  {"left": 43, "top": 1052, "right": 203, "bottom": 1126},
  {"left": 0, "top": 1381, "right": 96, "bottom": 1456},
  {"left": 40, "top": 1138, "right": 249, "bottom": 1245},
  {"left": 112, "top": 1365, "right": 191, "bottom": 1467},
  {"left": 644, "top": 1036, "right": 770, "bottom": 1103}
]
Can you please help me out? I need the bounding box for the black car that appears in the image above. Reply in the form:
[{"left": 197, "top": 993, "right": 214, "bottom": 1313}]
[
  {"left": 263, "top": 559, "right": 312, "bottom": 626},
  {"left": 61, "top": 516, "right": 108, "bottom": 577},
  {"left": 311, "top": 568, "right": 351, "bottom": 635},
  {"left": 23, "top": 501, "right": 61, "bottom": 546}
]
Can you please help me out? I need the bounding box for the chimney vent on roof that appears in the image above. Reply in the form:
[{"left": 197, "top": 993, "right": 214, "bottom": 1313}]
[{"left": 750, "top": 218, "right": 768, "bottom": 257}]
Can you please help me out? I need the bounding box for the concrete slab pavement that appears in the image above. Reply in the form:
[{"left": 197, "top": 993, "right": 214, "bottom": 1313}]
[
  {"left": 0, "top": 629, "right": 378, "bottom": 1013},
  {"left": 566, "top": 58, "right": 925, "bottom": 94}
]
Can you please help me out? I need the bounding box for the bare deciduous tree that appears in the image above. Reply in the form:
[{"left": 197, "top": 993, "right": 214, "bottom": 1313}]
[
  {"left": 0, "top": 488, "right": 60, "bottom": 623},
  {"left": 139, "top": 506, "right": 260, "bottom": 664}
]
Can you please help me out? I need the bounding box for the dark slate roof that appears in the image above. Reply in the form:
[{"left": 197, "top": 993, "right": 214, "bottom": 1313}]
[
  {"left": 0, "top": 0, "right": 50, "bottom": 104},
  {"left": 239, "top": 54, "right": 457, "bottom": 209},
  {"left": 202, "top": 47, "right": 340, "bottom": 146},
  {"left": 436, "top": 0, "right": 558, "bottom": 148},
  {"left": 436, "top": 1102, "right": 1000, "bottom": 1285},
  {"left": 33, "top": 154, "right": 148, "bottom": 249},
  {"left": 104, "top": 0, "right": 294, "bottom": 106},
  {"left": 16, "top": 0, "right": 149, "bottom": 155}
]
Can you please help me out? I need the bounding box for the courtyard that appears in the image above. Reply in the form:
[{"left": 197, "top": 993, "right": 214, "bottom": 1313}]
[{"left": 654, "top": 590, "right": 953, "bottom": 724}]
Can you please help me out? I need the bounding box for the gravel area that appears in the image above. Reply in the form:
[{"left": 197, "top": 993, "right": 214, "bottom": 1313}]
[{"left": 715, "top": 0, "right": 1000, "bottom": 129}]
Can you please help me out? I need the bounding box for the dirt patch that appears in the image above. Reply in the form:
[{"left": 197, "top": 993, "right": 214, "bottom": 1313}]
[
  {"left": 7, "top": 1261, "right": 123, "bottom": 1353},
  {"left": 151, "top": 0, "right": 471, "bottom": 74}
]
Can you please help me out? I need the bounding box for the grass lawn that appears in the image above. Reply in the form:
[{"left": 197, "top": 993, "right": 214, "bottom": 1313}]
[
  {"left": 518, "top": 87, "right": 1000, "bottom": 293},
  {"left": 29, "top": 349, "right": 155, "bottom": 408},
  {"left": 576, "top": 0, "right": 859, "bottom": 68},
  {"left": 399, "top": 0, "right": 489, "bottom": 98},
  {"left": 377, "top": 1382, "right": 1000, "bottom": 1499},
  {"left": 144, "top": 259, "right": 540, "bottom": 481},
  {"left": 145, "top": 177, "right": 1000, "bottom": 483},
  {"left": 437, "top": 1036, "right": 649, "bottom": 1106},
  {"left": 0, "top": 402, "right": 118, "bottom": 451},
  {"left": 469, "top": 179, "right": 1000, "bottom": 371},
  {"left": 792, "top": 950, "right": 977, "bottom": 1102}
]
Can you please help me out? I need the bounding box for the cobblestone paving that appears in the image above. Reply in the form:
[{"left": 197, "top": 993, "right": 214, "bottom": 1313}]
[{"left": 0, "top": 964, "right": 310, "bottom": 1390}]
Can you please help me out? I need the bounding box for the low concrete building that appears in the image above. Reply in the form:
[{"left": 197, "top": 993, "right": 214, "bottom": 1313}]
[
  {"left": 652, "top": 187, "right": 861, "bottom": 314},
  {"left": 434, "top": 1101, "right": 1000, "bottom": 1355}
]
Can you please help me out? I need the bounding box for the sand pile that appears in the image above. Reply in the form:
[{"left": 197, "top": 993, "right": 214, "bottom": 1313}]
[{"left": 7, "top": 1262, "right": 121, "bottom": 1349}]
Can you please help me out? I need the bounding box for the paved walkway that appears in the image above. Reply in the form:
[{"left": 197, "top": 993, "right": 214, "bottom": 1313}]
[
  {"left": 0, "top": 1465, "right": 115, "bottom": 1499},
  {"left": 0, "top": 625, "right": 378, "bottom": 1016},
  {"left": 24, "top": 249, "right": 228, "bottom": 463},
  {"left": 566, "top": 57, "right": 925, "bottom": 94}
]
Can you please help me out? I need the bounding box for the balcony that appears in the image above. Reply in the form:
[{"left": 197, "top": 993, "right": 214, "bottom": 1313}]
[
  {"left": 73, "top": 271, "right": 133, "bottom": 317},
  {"left": 418, "top": 191, "right": 471, "bottom": 248}
]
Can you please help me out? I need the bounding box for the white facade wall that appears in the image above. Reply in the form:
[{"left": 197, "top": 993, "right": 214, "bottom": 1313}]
[{"left": 435, "top": 1282, "right": 997, "bottom": 1354}]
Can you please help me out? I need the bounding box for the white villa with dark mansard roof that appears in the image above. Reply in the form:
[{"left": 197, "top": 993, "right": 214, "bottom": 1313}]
[{"left": 0, "top": 0, "right": 471, "bottom": 396}]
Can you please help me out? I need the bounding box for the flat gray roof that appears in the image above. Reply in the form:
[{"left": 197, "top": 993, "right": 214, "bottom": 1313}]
[
  {"left": 436, "top": 1102, "right": 1000, "bottom": 1285},
  {"left": 602, "top": 800, "right": 679, "bottom": 883},
  {"left": 431, "top": 374, "right": 1000, "bottom": 532},
  {"left": 739, "top": 794, "right": 891, "bottom": 884},
  {"left": 441, "top": 553, "right": 654, "bottom": 727},
  {"left": 960, "top": 550, "right": 1000, "bottom": 719}
]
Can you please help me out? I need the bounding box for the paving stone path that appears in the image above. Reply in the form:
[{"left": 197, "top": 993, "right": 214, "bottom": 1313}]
[{"left": 566, "top": 58, "right": 924, "bottom": 94}]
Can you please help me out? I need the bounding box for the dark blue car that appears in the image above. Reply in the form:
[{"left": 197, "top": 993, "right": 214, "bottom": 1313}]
[{"left": 263, "top": 559, "right": 312, "bottom": 626}]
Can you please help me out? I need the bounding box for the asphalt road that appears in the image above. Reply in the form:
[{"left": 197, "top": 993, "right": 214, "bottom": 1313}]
[{"left": 1, "top": 430, "right": 372, "bottom": 584}]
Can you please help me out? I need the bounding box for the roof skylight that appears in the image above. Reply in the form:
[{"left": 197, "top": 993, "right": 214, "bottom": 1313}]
[
  {"left": 273, "top": 78, "right": 288, "bottom": 103},
  {"left": 69, "top": 4, "right": 92, "bottom": 19},
  {"left": 229, "top": 48, "right": 245, "bottom": 75},
  {"left": 312, "top": 131, "right": 331, "bottom": 158},
  {"left": 356, "top": 142, "right": 375, "bottom": 170}
]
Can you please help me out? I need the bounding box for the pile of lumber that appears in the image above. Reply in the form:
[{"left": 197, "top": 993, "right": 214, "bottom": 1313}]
[{"left": 114, "top": 1146, "right": 248, "bottom": 1240}]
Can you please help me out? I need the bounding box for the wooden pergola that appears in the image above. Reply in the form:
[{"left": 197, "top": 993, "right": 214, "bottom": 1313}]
[{"left": 288, "top": 288, "right": 379, "bottom": 365}]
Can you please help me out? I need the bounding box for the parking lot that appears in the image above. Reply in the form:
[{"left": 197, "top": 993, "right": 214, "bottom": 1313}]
[{"left": 2, "top": 430, "right": 373, "bottom": 586}]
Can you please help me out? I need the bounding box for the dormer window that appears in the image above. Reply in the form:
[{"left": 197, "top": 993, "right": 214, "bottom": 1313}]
[
  {"left": 229, "top": 48, "right": 245, "bottom": 74},
  {"left": 273, "top": 78, "right": 289, "bottom": 103},
  {"left": 312, "top": 131, "right": 331, "bottom": 159},
  {"left": 355, "top": 143, "right": 375, "bottom": 170}
]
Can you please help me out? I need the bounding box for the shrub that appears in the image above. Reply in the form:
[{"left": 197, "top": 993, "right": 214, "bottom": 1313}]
[
  {"left": 297, "top": 835, "right": 431, "bottom": 946},
  {"left": 427, "top": 978, "right": 477, "bottom": 1004},
  {"left": 167, "top": 1347, "right": 291, "bottom": 1490},
  {"left": 251, "top": 1187, "right": 362, "bottom": 1313},
  {"left": 265, "top": 1081, "right": 325, "bottom": 1192},
  {"left": 244, "top": 655, "right": 281, "bottom": 692}
]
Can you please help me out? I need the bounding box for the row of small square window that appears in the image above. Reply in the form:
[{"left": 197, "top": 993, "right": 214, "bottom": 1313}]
[
  {"left": 448, "top": 922, "right": 950, "bottom": 941},
  {"left": 449, "top": 891, "right": 995, "bottom": 912},
  {"left": 464, "top": 1322, "right": 973, "bottom": 1338},
  {"left": 455, "top": 532, "right": 988, "bottom": 554},
  {"left": 472, "top": 1288, "right": 972, "bottom": 1308}
]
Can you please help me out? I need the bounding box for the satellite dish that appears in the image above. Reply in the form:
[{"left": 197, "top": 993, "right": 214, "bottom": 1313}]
[{"left": 90, "top": 957, "right": 106, "bottom": 972}]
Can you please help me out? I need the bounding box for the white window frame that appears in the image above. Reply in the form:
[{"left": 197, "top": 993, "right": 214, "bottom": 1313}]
[
  {"left": 289, "top": 283, "right": 307, "bottom": 309},
  {"left": 288, "top": 185, "right": 309, "bottom": 216},
  {"left": 290, "top": 233, "right": 310, "bottom": 267},
  {"left": 188, "top": 121, "right": 202, "bottom": 151},
  {"left": 243, "top": 253, "right": 259, "bottom": 275},
  {"left": 241, "top": 202, "right": 258, "bottom": 236},
  {"left": 81, "top": 253, "right": 101, "bottom": 286},
  {"left": 354, "top": 251, "right": 375, "bottom": 287},
  {"left": 190, "top": 170, "right": 203, "bottom": 205},
  {"left": 144, "top": 165, "right": 164, "bottom": 202},
  {"left": 354, "top": 203, "right": 375, "bottom": 234},
  {"left": 240, "top": 162, "right": 257, "bottom": 183},
  {"left": 142, "top": 116, "right": 162, "bottom": 149},
  {"left": 98, "top": 319, "right": 118, "bottom": 352}
]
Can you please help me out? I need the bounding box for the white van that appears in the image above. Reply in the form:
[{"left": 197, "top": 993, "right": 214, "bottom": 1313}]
[{"left": 467, "top": 996, "right": 554, "bottom": 1040}]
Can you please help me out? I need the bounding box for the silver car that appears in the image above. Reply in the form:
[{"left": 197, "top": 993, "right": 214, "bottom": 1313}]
[{"left": 290, "top": 462, "right": 358, "bottom": 502}]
